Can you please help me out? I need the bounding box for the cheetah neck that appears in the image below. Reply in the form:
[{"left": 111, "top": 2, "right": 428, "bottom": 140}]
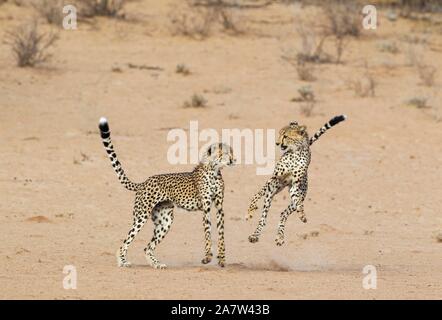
[{"left": 194, "top": 162, "right": 220, "bottom": 176}]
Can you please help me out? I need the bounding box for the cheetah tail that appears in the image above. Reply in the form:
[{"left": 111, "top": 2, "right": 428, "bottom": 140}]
[
  {"left": 309, "top": 115, "right": 347, "bottom": 145},
  {"left": 99, "top": 117, "right": 139, "bottom": 192}
]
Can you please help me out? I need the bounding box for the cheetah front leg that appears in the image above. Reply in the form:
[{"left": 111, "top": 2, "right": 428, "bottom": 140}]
[
  {"left": 214, "top": 193, "right": 226, "bottom": 267},
  {"left": 144, "top": 202, "right": 174, "bottom": 269},
  {"left": 201, "top": 205, "right": 214, "bottom": 265},
  {"left": 248, "top": 178, "right": 284, "bottom": 243}
]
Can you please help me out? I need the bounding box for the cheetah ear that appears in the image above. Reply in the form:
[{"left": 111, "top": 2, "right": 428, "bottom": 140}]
[
  {"left": 299, "top": 125, "right": 307, "bottom": 132},
  {"left": 207, "top": 147, "right": 212, "bottom": 156},
  {"left": 289, "top": 121, "right": 298, "bottom": 128}
]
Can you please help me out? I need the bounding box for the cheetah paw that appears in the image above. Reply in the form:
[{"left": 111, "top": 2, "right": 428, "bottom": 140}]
[
  {"left": 299, "top": 216, "right": 307, "bottom": 223},
  {"left": 201, "top": 255, "right": 213, "bottom": 264},
  {"left": 275, "top": 237, "right": 285, "bottom": 246},
  {"left": 248, "top": 234, "right": 259, "bottom": 243},
  {"left": 117, "top": 260, "right": 132, "bottom": 268},
  {"left": 153, "top": 263, "right": 167, "bottom": 270}
]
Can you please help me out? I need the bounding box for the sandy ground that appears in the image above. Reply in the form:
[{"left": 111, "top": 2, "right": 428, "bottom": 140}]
[{"left": 0, "top": 1, "right": 441, "bottom": 299}]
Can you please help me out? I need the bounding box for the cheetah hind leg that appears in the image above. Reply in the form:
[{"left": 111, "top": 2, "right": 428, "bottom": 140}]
[
  {"left": 116, "top": 200, "right": 148, "bottom": 267},
  {"left": 144, "top": 202, "right": 174, "bottom": 270}
]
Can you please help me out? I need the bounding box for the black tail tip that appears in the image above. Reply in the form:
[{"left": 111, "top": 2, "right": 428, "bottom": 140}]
[
  {"left": 99, "top": 117, "right": 110, "bottom": 138},
  {"left": 329, "top": 114, "right": 347, "bottom": 126}
]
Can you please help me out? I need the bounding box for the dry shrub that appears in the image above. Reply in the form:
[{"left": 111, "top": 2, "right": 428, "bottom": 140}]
[
  {"left": 286, "top": 1, "right": 359, "bottom": 65},
  {"left": 399, "top": 0, "right": 442, "bottom": 16},
  {"left": 77, "top": 0, "right": 125, "bottom": 18},
  {"left": 169, "top": 0, "right": 243, "bottom": 39},
  {"left": 321, "top": 1, "right": 361, "bottom": 38},
  {"left": 334, "top": 35, "right": 349, "bottom": 64},
  {"left": 300, "top": 101, "right": 315, "bottom": 117},
  {"left": 169, "top": 6, "right": 215, "bottom": 39},
  {"left": 378, "top": 40, "right": 400, "bottom": 54},
  {"left": 176, "top": 64, "right": 191, "bottom": 75},
  {"left": 417, "top": 64, "right": 437, "bottom": 87},
  {"left": 32, "top": 0, "right": 65, "bottom": 26},
  {"left": 286, "top": 10, "right": 352, "bottom": 67},
  {"left": 407, "top": 45, "right": 437, "bottom": 87},
  {"left": 291, "top": 85, "right": 316, "bottom": 117},
  {"left": 407, "top": 97, "right": 429, "bottom": 109},
  {"left": 217, "top": 4, "right": 242, "bottom": 34},
  {"left": 350, "top": 77, "right": 376, "bottom": 98},
  {"left": 320, "top": 1, "right": 360, "bottom": 63},
  {"left": 183, "top": 94, "right": 208, "bottom": 108},
  {"left": 298, "top": 85, "right": 315, "bottom": 102},
  {"left": 5, "top": 20, "right": 59, "bottom": 67},
  {"left": 296, "top": 61, "right": 315, "bottom": 82},
  {"left": 295, "top": 21, "right": 331, "bottom": 64},
  {"left": 348, "top": 63, "right": 376, "bottom": 98}
]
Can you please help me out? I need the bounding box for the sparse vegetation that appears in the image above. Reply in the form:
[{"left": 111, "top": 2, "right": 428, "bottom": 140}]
[
  {"left": 5, "top": 20, "right": 59, "bottom": 67},
  {"left": 77, "top": 0, "right": 126, "bottom": 18},
  {"left": 333, "top": 35, "right": 349, "bottom": 64},
  {"left": 296, "top": 61, "right": 316, "bottom": 82},
  {"left": 348, "top": 63, "right": 377, "bottom": 98},
  {"left": 183, "top": 94, "right": 208, "bottom": 108},
  {"left": 350, "top": 74, "right": 376, "bottom": 98},
  {"left": 300, "top": 100, "right": 315, "bottom": 117},
  {"left": 169, "top": 5, "right": 214, "bottom": 39},
  {"left": 322, "top": 1, "right": 361, "bottom": 38},
  {"left": 291, "top": 85, "right": 316, "bottom": 117},
  {"left": 176, "top": 64, "right": 191, "bottom": 75},
  {"left": 32, "top": 0, "right": 65, "bottom": 26},
  {"left": 295, "top": 22, "right": 331, "bottom": 64},
  {"left": 416, "top": 64, "right": 437, "bottom": 87},
  {"left": 378, "top": 40, "right": 400, "bottom": 54},
  {"left": 285, "top": 5, "right": 355, "bottom": 67},
  {"left": 169, "top": 0, "right": 243, "bottom": 39},
  {"left": 399, "top": 0, "right": 442, "bottom": 17},
  {"left": 407, "top": 46, "right": 437, "bottom": 86},
  {"left": 349, "top": 76, "right": 376, "bottom": 98},
  {"left": 407, "top": 97, "right": 429, "bottom": 109},
  {"left": 298, "top": 85, "right": 315, "bottom": 102}
]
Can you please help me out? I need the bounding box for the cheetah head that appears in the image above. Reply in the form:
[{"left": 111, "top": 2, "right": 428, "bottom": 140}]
[
  {"left": 201, "top": 143, "right": 236, "bottom": 169},
  {"left": 276, "top": 121, "right": 309, "bottom": 153}
]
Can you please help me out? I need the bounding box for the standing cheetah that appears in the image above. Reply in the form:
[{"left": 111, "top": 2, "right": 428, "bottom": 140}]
[
  {"left": 98, "top": 118, "right": 236, "bottom": 269},
  {"left": 247, "top": 115, "right": 347, "bottom": 246}
]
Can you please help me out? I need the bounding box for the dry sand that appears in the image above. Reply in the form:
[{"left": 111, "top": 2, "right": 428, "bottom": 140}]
[{"left": 0, "top": 0, "right": 441, "bottom": 299}]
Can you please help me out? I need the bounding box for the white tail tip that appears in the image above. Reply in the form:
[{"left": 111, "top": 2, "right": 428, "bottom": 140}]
[{"left": 99, "top": 117, "right": 108, "bottom": 125}]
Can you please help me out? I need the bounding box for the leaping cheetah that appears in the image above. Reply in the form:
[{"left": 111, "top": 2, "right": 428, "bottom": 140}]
[{"left": 247, "top": 115, "right": 347, "bottom": 246}]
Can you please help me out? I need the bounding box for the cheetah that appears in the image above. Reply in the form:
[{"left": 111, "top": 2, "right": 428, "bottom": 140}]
[
  {"left": 98, "top": 117, "right": 236, "bottom": 269},
  {"left": 247, "top": 115, "right": 347, "bottom": 246}
]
